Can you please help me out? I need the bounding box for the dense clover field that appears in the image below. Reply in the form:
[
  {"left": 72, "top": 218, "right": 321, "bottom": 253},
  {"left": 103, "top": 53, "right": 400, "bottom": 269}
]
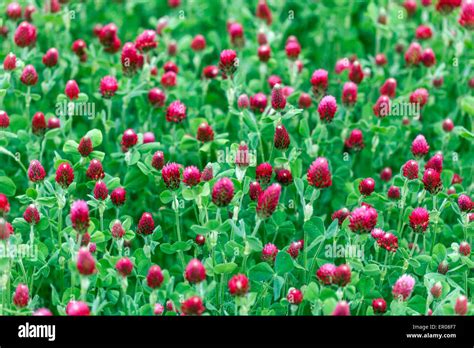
[{"left": 0, "top": 0, "right": 473, "bottom": 316}]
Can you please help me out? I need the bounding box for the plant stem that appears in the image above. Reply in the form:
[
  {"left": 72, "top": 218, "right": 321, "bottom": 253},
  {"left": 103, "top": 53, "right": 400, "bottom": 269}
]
[{"left": 251, "top": 218, "right": 262, "bottom": 237}]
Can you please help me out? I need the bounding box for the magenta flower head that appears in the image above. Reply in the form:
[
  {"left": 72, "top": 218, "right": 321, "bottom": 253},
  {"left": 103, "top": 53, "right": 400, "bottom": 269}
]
[
  {"left": 249, "top": 181, "right": 262, "bottom": 201},
  {"left": 274, "top": 123, "right": 290, "bottom": 150},
  {"left": 162, "top": 162, "right": 181, "bottom": 190},
  {"left": 70, "top": 200, "right": 90, "bottom": 234},
  {"left": 219, "top": 49, "right": 238, "bottom": 76},
  {"left": 6, "top": 2, "right": 22, "bottom": 20},
  {"left": 151, "top": 151, "right": 165, "bottom": 170},
  {"left": 458, "top": 194, "right": 473, "bottom": 212},
  {"left": 287, "top": 288, "right": 303, "bottom": 305},
  {"left": 342, "top": 81, "right": 358, "bottom": 106},
  {"left": 409, "top": 88, "right": 429, "bottom": 108},
  {"left": 271, "top": 84, "right": 287, "bottom": 111},
  {"left": 411, "top": 134, "right": 429, "bottom": 158},
  {"left": 185, "top": 258, "right": 206, "bottom": 284},
  {"left": 298, "top": 93, "right": 312, "bottom": 109},
  {"left": 436, "top": 0, "right": 462, "bottom": 14},
  {"left": 196, "top": 122, "right": 214, "bottom": 142},
  {"left": 181, "top": 296, "right": 205, "bottom": 316},
  {"left": 256, "top": 0, "right": 272, "bottom": 25},
  {"left": 111, "top": 220, "right": 125, "bottom": 239},
  {"left": 380, "top": 78, "right": 397, "bottom": 98},
  {"left": 275, "top": 168, "right": 293, "bottom": 186},
  {"left": 378, "top": 232, "right": 399, "bottom": 252},
  {"left": 425, "top": 153, "right": 443, "bottom": 173},
  {"left": 166, "top": 100, "right": 186, "bottom": 123},
  {"left": 93, "top": 181, "right": 108, "bottom": 200},
  {"left": 250, "top": 92, "right": 268, "bottom": 113},
  {"left": 285, "top": 40, "right": 301, "bottom": 60},
  {"left": 23, "top": 204, "right": 40, "bottom": 225},
  {"left": 344, "top": 129, "right": 365, "bottom": 152},
  {"left": 212, "top": 177, "right": 234, "bottom": 207},
  {"left": 0, "top": 194, "right": 10, "bottom": 214},
  {"left": 183, "top": 166, "right": 201, "bottom": 187},
  {"left": 42, "top": 48, "right": 59, "bottom": 67},
  {"left": 262, "top": 243, "right": 278, "bottom": 261},
  {"left": 388, "top": 186, "right": 401, "bottom": 200},
  {"left": 66, "top": 300, "right": 90, "bottom": 316},
  {"left": 0, "top": 219, "right": 13, "bottom": 240},
  {"left": 310, "top": 69, "right": 328, "bottom": 97},
  {"left": 349, "top": 205, "right": 378, "bottom": 233},
  {"left": 143, "top": 132, "right": 155, "bottom": 144},
  {"left": 372, "top": 298, "right": 387, "bottom": 314},
  {"left": 455, "top": 295, "right": 468, "bottom": 316},
  {"left": 237, "top": 94, "right": 250, "bottom": 109},
  {"left": 421, "top": 48, "right": 436, "bottom": 67},
  {"left": 3, "top": 53, "right": 16, "bottom": 71},
  {"left": 307, "top": 157, "right": 332, "bottom": 188},
  {"left": 349, "top": 61, "right": 364, "bottom": 84},
  {"left": 137, "top": 212, "right": 154, "bottom": 235},
  {"left": 111, "top": 187, "right": 126, "bottom": 207},
  {"left": 373, "top": 95, "right": 391, "bottom": 118},
  {"left": 135, "top": 29, "right": 157, "bottom": 52},
  {"left": 100, "top": 75, "right": 118, "bottom": 98},
  {"left": 33, "top": 308, "right": 53, "bottom": 316},
  {"left": 380, "top": 167, "right": 392, "bottom": 182},
  {"left": 331, "top": 207, "right": 350, "bottom": 225},
  {"left": 405, "top": 42, "right": 422, "bottom": 65},
  {"left": 86, "top": 159, "right": 105, "bottom": 181},
  {"left": 332, "top": 301, "right": 350, "bottom": 316},
  {"left": 121, "top": 129, "right": 138, "bottom": 151},
  {"left": 78, "top": 136, "right": 93, "bottom": 157},
  {"left": 47, "top": 117, "right": 60, "bottom": 129},
  {"left": 76, "top": 247, "right": 96, "bottom": 276},
  {"left": 256, "top": 162, "right": 273, "bottom": 185},
  {"left": 316, "top": 263, "right": 336, "bottom": 285},
  {"left": 148, "top": 88, "right": 166, "bottom": 108},
  {"left": 402, "top": 160, "right": 419, "bottom": 180},
  {"left": 317, "top": 95, "right": 337, "bottom": 123},
  {"left": 32, "top": 112, "right": 46, "bottom": 135},
  {"left": 228, "top": 274, "right": 249, "bottom": 296},
  {"left": 13, "top": 283, "right": 29, "bottom": 308},
  {"left": 147, "top": 265, "right": 164, "bottom": 288},
  {"left": 121, "top": 42, "right": 144, "bottom": 76},
  {"left": 392, "top": 274, "right": 415, "bottom": 300},
  {"left": 409, "top": 207, "right": 430, "bottom": 233},
  {"left": 191, "top": 34, "right": 206, "bottom": 51},
  {"left": 20, "top": 64, "right": 38, "bottom": 86},
  {"left": 257, "top": 184, "right": 281, "bottom": 219},
  {"left": 359, "top": 178, "right": 375, "bottom": 196},
  {"left": 258, "top": 45, "right": 271, "bottom": 62},
  {"left": 459, "top": 1, "right": 474, "bottom": 29},
  {"left": 14, "top": 21, "right": 37, "bottom": 47},
  {"left": 116, "top": 257, "right": 134, "bottom": 277},
  {"left": 423, "top": 168, "right": 442, "bottom": 194},
  {"left": 65, "top": 80, "right": 80, "bottom": 100},
  {"left": 28, "top": 160, "right": 46, "bottom": 182},
  {"left": 201, "top": 165, "right": 213, "bottom": 182},
  {"left": 334, "top": 264, "right": 351, "bottom": 286},
  {"left": 268, "top": 75, "right": 281, "bottom": 88},
  {"left": 235, "top": 143, "right": 250, "bottom": 168}
]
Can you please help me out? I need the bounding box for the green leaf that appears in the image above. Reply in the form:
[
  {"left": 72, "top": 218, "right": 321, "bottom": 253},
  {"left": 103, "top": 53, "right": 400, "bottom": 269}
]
[
  {"left": 273, "top": 275, "right": 285, "bottom": 301},
  {"left": 0, "top": 176, "right": 16, "bottom": 196},
  {"left": 249, "top": 262, "right": 274, "bottom": 281},
  {"left": 214, "top": 262, "right": 237, "bottom": 274},
  {"left": 85, "top": 129, "right": 103, "bottom": 147},
  {"left": 160, "top": 190, "right": 173, "bottom": 204},
  {"left": 124, "top": 166, "right": 148, "bottom": 190},
  {"left": 275, "top": 251, "right": 294, "bottom": 275}
]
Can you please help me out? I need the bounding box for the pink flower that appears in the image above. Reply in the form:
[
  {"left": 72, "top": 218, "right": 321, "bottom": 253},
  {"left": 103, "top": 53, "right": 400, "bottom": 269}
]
[
  {"left": 76, "top": 247, "right": 96, "bottom": 275},
  {"left": 181, "top": 296, "right": 205, "bottom": 316},
  {"left": 28, "top": 160, "right": 46, "bottom": 182},
  {"left": 411, "top": 134, "right": 430, "bottom": 157},
  {"left": 392, "top": 274, "right": 415, "bottom": 300},
  {"left": 316, "top": 263, "right": 336, "bottom": 284},
  {"left": 183, "top": 166, "right": 201, "bottom": 187},
  {"left": 162, "top": 163, "right": 181, "bottom": 190},
  {"left": 212, "top": 178, "right": 234, "bottom": 207},
  {"left": 228, "top": 274, "right": 249, "bottom": 296},
  {"left": 166, "top": 101, "right": 186, "bottom": 123},
  {"left": 262, "top": 243, "right": 278, "bottom": 261},
  {"left": 116, "top": 257, "right": 134, "bottom": 277},
  {"left": 66, "top": 301, "right": 90, "bottom": 316},
  {"left": 147, "top": 265, "right": 164, "bottom": 288},
  {"left": 137, "top": 212, "right": 154, "bottom": 235},
  {"left": 310, "top": 69, "right": 328, "bottom": 96},
  {"left": 13, "top": 284, "right": 29, "bottom": 307},
  {"left": 349, "top": 205, "right": 378, "bottom": 233},
  {"left": 317, "top": 95, "right": 337, "bottom": 123},
  {"left": 257, "top": 184, "right": 281, "bottom": 219},
  {"left": 70, "top": 200, "right": 90, "bottom": 234},
  {"left": 307, "top": 157, "right": 332, "bottom": 188},
  {"left": 409, "top": 207, "right": 430, "bottom": 233},
  {"left": 274, "top": 123, "right": 290, "bottom": 150},
  {"left": 185, "top": 259, "right": 206, "bottom": 284}
]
